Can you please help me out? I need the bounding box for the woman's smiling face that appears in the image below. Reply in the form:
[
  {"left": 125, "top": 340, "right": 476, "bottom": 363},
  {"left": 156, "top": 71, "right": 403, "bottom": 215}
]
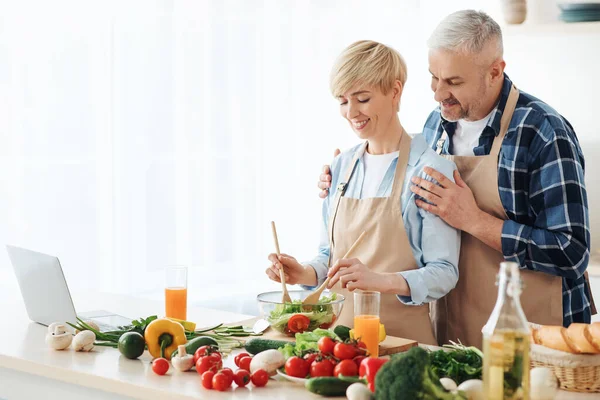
[{"left": 337, "top": 82, "right": 400, "bottom": 141}]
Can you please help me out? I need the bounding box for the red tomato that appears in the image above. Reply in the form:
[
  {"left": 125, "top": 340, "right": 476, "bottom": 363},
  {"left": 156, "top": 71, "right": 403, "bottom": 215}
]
[
  {"left": 310, "top": 359, "right": 334, "bottom": 377},
  {"left": 220, "top": 367, "right": 234, "bottom": 381},
  {"left": 317, "top": 336, "right": 336, "bottom": 355},
  {"left": 212, "top": 372, "right": 232, "bottom": 391},
  {"left": 194, "top": 345, "right": 219, "bottom": 364},
  {"left": 303, "top": 353, "right": 318, "bottom": 365},
  {"left": 238, "top": 356, "right": 252, "bottom": 371},
  {"left": 333, "top": 342, "right": 358, "bottom": 360},
  {"left": 234, "top": 352, "right": 250, "bottom": 367},
  {"left": 233, "top": 369, "right": 251, "bottom": 387},
  {"left": 353, "top": 355, "right": 367, "bottom": 370},
  {"left": 196, "top": 355, "right": 222, "bottom": 375},
  {"left": 333, "top": 359, "right": 358, "bottom": 377},
  {"left": 284, "top": 356, "right": 309, "bottom": 378},
  {"left": 201, "top": 370, "right": 215, "bottom": 389},
  {"left": 151, "top": 358, "right": 169, "bottom": 375},
  {"left": 250, "top": 369, "right": 269, "bottom": 387},
  {"left": 287, "top": 314, "right": 311, "bottom": 333},
  {"left": 319, "top": 314, "right": 337, "bottom": 329}
]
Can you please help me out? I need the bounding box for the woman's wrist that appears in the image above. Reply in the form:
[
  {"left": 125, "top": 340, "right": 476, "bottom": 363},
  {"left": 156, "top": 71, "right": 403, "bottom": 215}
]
[
  {"left": 301, "top": 264, "right": 318, "bottom": 286},
  {"left": 383, "top": 273, "right": 410, "bottom": 296}
]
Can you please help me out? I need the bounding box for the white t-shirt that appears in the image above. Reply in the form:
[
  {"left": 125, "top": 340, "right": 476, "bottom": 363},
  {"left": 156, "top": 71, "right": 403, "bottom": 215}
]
[
  {"left": 361, "top": 150, "right": 399, "bottom": 198},
  {"left": 453, "top": 109, "right": 495, "bottom": 156}
]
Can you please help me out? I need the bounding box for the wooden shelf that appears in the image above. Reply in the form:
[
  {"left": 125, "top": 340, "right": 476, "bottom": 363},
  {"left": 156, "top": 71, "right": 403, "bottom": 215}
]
[{"left": 502, "top": 20, "right": 600, "bottom": 35}]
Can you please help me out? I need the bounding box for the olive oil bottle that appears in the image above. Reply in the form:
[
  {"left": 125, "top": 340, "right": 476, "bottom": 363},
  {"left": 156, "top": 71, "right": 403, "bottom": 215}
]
[{"left": 482, "top": 262, "right": 530, "bottom": 400}]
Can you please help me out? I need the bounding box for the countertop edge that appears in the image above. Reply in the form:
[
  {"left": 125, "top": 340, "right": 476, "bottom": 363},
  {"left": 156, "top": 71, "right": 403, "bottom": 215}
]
[{"left": 0, "top": 353, "right": 197, "bottom": 400}]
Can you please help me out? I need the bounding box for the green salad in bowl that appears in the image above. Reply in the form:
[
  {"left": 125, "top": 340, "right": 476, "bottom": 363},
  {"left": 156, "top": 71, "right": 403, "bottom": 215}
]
[{"left": 256, "top": 290, "right": 345, "bottom": 336}]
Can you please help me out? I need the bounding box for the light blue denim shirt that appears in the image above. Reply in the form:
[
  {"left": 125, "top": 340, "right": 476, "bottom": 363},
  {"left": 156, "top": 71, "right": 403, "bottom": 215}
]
[{"left": 304, "top": 134, "right": 460, "bottom": 305}]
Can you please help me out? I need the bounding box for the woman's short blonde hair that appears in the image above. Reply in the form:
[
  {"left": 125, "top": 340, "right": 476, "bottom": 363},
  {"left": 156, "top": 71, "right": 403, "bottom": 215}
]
[{"left": 330, "top": 40, "right": 408, "bottom": 98}]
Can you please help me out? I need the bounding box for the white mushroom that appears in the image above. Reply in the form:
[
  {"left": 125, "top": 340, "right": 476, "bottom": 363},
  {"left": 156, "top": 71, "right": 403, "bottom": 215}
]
[
  {"left": 45, "top": 324, "right": 73, "bottom": 350},
  {"left": 73, "top": 330, "right": 96, "bottom": 352},
  {"left": 346, "top": 382, "right": 374, "bottom": 400},
  {"left": 171, "top": 345, "right": 195, "bottom": 372}
]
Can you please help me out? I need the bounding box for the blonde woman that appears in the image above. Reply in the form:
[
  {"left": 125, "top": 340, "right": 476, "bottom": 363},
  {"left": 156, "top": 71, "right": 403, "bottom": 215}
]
[{"left": 265, "top": 41, "right": 460, "bottom": 344}]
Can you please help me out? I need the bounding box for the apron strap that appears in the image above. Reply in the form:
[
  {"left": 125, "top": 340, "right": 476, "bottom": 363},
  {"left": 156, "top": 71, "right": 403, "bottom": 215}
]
[
  {"left": 389, "top": 130, "right": 411, "bottom": 203},
  {"left": 584, "top": 271, "right": 598, "bottom": 315},
  {"left": 490, "top": 85, "right": 519, "bottom": 157},
  {"left": 327, "top": 142, "right": 366, "bottom": 259}
]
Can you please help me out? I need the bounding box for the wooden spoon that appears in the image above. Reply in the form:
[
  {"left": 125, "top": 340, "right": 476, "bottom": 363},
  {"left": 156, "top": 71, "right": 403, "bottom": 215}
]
[
  {"left": 302, "top": 230, "right": 367, "bottom": 306},
  {"left": 271, "top": 221, "right": 292, "bottom": 304}
]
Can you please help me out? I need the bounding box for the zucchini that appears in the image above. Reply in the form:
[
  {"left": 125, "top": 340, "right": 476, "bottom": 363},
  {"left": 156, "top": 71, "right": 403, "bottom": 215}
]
[
  {"left": 171, "top": 336, "right": 218, "bottom": 358},
  {"left": 305, "top": 376, "right": 365, "bottom": 396},
  {"left": 244, "top": 338, "right": 292, "bottom": 355},
  {"left": 333, "top": 325, "right": 351, "bottom": 341}
]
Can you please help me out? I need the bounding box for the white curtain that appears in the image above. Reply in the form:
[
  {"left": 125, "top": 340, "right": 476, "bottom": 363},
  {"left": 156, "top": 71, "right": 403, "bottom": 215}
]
[{"left": 0, "top": 0, "right": 500, "bottom": 312}]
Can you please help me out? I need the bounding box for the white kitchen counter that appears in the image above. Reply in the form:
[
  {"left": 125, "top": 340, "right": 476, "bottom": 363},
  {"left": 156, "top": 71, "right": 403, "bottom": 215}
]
[
  {"left": 0, "top": 289, "right": 333, "bottom": 400},
  {"left": 0, "top": 271, "right": 598, "bottom": 399}
]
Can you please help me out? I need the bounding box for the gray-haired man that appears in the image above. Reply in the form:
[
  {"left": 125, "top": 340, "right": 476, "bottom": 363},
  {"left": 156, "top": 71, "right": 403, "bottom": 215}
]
[{"left": 318, "top": 10, "right": 594, "bottom": 348}]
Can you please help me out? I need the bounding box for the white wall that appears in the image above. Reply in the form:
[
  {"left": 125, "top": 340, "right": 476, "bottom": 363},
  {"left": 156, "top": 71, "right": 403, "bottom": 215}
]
[{"left": 0, "top": 0, "right": 599, "bottom": 311}]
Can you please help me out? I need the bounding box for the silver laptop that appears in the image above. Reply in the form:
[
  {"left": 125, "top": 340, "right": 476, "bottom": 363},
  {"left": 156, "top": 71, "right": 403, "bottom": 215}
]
[{"left": 6, "top": 245, "right": 131, "bottom": 332}]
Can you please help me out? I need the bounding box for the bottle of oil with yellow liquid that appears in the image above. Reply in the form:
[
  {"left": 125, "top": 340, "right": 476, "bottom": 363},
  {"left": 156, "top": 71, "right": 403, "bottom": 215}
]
[{"left": 482, "top": 261, "right": 530, "bottom": 400}]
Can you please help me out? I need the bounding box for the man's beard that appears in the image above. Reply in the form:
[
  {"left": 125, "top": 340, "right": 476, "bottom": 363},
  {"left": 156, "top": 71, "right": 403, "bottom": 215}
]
[{"left": 440, "top": 100, "right": 467, "bottom": 122}]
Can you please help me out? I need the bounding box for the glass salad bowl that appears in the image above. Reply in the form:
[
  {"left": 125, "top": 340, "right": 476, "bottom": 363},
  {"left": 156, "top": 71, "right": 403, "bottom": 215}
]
[{"left": 256, "top": 290, "right": 345, "bottom": 337}]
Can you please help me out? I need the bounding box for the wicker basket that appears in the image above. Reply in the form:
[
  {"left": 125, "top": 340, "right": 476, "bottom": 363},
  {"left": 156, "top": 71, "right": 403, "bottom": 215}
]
[{"left": 530, "top": 343, "right": 600, "bottom": 393}]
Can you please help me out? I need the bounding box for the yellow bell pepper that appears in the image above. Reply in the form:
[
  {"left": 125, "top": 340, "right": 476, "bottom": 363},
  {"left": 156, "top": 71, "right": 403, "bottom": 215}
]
[
  {"left": 167, "top": 317, "right": 197, "bottom": 332},
  {"left": 144, "top": 318, "right": 187, "bottom": 360}
]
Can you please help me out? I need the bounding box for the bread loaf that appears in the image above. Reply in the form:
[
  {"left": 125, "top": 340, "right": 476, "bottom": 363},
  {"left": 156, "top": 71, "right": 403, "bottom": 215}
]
[
  {"left": 584, "top": 322, "right": 600, "bottom": 352},
  {"left": 566, "top": 323, "right": 600, "bottom": 354},
  {"left": 535, "top": 326, "right": 577, "bottom": 353}
]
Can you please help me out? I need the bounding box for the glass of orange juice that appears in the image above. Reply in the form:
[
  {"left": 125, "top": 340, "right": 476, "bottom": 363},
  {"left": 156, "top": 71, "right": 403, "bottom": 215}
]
[
  {"left": 354, "top": 290, "right": 380, "bottom": 357},
  {"left": 165, "top": 265, "right": 187, "bottom": 320}
]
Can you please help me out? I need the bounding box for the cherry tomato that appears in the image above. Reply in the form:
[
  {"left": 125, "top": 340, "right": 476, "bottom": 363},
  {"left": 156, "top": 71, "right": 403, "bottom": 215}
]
[
  {"left": 238, "top": 356, "right": 252, "bottom": 371},
  {"left": 220, "top": 367, "right": 234, "bottom": 380},
  {"left": 151, "top": 358, "right": 169, "bottom": 375},
  {"left": 196, "top": 354, "right": 222, "bottom": 375},
  {"left": 234, "top": 352, "right": 250, "bottom": 367},
  {"left": 233, "top": 369, "right": 251, "bottom": 387},
  {"left": 250, "top": 369, "right": 269, "bottom": 387},
  {"left": 284, "top": 356, "right": 309, "bottom": 378},
  {"left": 303, "top": 352, "right": 318, "bottom": 365},
  {"left": 194, "top": 345, "right": 219, "bottom": 364},
  {"left": 353, "top": 355, "right": 367, "bottom": 369},
  {"left": 317, "top": 336, "right": 336, "bottom": 355},
  {"left": 287, "top": 314, "right": 311, "bottom": 333},
  {"left": 333, "top": 342, "right": 358, "bottom": 360},
  {"left": 310, "top": 359, "right": 334, "bottom": 377},
  {"left": 201, "top": 370, "right": 215, "bottom": 389},
  {"left": 212, "top": 372, "right": 232, "bottom": 391},
  {"left": 333, "top": 359, "right": 358, "bottom": 377}
]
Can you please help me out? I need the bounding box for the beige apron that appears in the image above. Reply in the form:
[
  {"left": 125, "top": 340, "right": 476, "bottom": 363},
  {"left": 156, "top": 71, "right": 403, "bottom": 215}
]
[
  {"left": 328, "top": 130, "right": 438, "bottom": 345},
  {"left": 431, "top": 85, "right": 564, "bottom": 349}
]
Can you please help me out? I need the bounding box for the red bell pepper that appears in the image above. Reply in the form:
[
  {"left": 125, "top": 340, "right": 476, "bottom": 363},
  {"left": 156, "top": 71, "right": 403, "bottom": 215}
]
[{"left": 359, "top": 357, "right": 388, "bottom": 392}]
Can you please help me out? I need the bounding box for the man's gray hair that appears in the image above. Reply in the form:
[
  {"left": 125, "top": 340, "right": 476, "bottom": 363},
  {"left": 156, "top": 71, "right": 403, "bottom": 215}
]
[{"left": 427, "top": 10, "right": 503, "bottom": 57}]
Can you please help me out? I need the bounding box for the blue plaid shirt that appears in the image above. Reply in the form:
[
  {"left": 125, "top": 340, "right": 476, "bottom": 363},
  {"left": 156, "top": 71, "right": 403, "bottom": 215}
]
[{"left": 422, "top": 74, "right": 592, "bottom": 326}]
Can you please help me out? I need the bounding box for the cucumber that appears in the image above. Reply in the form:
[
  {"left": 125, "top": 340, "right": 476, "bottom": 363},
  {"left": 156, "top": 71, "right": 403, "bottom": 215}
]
[
  {"left": 244, "top": 338, "right": 292, "bottom": 355},
  {"left": 333, "top": 325, "right": 351, "bottom": 341},
  {"left": 305, "top": 376, "right": 365, "bottom": 396},
  {"left": 171, "top": 336, "right": 218, "bottom": 358}
]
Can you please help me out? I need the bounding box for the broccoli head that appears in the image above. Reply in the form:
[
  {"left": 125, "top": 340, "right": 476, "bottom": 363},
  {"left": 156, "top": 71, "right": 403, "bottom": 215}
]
[{"left": 374, "top": 347, "right": 467, "bottom": 400}]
